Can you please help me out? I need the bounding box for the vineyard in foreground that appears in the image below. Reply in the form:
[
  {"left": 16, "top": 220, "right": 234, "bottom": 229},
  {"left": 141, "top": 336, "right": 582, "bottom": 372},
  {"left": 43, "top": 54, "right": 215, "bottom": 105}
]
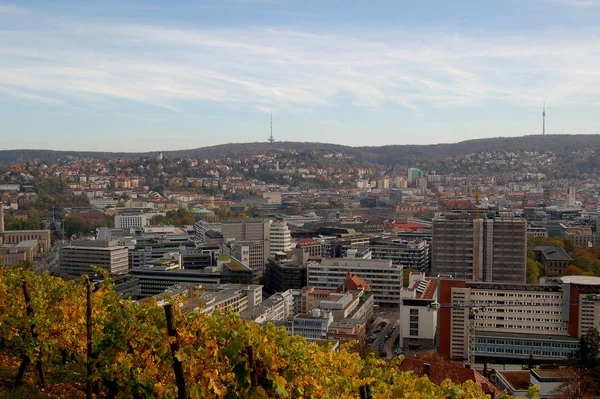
[{"left": 0, "top": 266, "right": 530, "bottom": 398}]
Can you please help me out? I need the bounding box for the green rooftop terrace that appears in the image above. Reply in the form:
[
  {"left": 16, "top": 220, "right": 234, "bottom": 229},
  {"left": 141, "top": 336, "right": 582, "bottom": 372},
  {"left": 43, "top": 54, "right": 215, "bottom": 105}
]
[{"left": 218, "top": 254, "right": 250, "bottom": 271}]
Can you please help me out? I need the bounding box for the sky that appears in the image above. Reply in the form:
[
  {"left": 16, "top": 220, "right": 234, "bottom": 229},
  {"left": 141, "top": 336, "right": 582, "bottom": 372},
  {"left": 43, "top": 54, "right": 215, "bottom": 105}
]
[{"left": 0, "top": 0, "right": 600, "bottom": 152}]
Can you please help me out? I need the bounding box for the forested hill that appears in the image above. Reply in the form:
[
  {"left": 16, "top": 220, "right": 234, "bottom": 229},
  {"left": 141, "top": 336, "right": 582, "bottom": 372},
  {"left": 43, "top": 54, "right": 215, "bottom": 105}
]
[{"left": 1, "top": 134, "right": 599, "bottom": 166}]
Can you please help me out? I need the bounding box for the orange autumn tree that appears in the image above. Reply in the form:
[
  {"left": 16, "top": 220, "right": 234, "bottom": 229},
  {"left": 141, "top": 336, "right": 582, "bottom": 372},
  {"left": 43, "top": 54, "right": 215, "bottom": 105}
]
[{"left": 563, "top": 265, "right": 583, "bottom": 276}]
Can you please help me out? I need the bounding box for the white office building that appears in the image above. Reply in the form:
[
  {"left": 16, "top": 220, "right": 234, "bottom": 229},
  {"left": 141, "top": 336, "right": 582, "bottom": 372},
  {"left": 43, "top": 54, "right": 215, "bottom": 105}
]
[
  {"left": 268, "top": 220, "right": 293, "bottom": 257},
  {"left": 60, "top": 240, "right": 129, "bottom": 276},
  {"left": 292, "top": 309, "right": 334, "bottom": 339},
  {"left": 308, "top": 258, "right": 403, "bottom": 306},
  {"left": 115, "top": 213, "right": 152, "bottom": 229}
]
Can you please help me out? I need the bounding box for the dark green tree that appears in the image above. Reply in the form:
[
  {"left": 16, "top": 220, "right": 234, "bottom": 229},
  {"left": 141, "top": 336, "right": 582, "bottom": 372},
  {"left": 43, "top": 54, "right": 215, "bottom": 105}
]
[
  {"left": 563, "top": 237, "right": 576, "bottom": 253},
  {"left": 573, "top": 328, "right": 600, "bottom": 373}
]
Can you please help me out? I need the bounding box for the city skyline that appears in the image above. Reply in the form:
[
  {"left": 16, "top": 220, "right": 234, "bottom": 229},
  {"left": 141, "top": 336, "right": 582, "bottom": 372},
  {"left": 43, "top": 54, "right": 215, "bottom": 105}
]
[{"left": 1, "top": 0, "right": 600, "bottom": 151}]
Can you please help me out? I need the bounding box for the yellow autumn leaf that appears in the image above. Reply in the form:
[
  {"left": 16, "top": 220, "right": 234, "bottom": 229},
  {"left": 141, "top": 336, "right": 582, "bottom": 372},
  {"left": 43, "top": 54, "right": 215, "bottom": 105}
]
[{"left": 153, "top": 382, "right": 166, "bottom": 397}]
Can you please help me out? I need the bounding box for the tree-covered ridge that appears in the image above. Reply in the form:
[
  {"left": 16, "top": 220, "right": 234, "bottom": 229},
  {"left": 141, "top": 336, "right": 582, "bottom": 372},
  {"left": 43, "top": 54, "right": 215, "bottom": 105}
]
[
  {"left": 0, "top": 266, "right": 523, "bottom": 398},
  {"left": 2, "top": 135, "right": 600, "bottom": 179}
]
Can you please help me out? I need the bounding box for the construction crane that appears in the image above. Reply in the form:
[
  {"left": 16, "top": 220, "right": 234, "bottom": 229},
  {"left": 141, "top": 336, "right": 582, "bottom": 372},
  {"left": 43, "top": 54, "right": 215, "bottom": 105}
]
[{"left": 428, "top": 294, "right": 600, "bottom": 367}]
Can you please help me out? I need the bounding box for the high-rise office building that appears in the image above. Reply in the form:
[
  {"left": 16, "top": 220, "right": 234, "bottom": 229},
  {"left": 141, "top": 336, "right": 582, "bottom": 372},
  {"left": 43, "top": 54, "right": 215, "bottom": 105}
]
[
  {"left": 267, "top": 220, "right": 293, "bottom": 257},
  {"left": 432, "top": 215, "right": 527, "bottom": 284},
  {"left": 222, "top": 218, "right": 269, "bottom": 242},
  {"left": 407, "top": 168, "right": 424, "bottom": 186}
]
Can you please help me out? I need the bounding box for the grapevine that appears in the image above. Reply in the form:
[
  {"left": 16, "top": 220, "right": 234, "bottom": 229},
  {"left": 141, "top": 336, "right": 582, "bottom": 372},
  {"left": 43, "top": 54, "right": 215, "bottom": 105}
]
[{"left": 0, "top": 265, "right": 522, "bottom": 398}]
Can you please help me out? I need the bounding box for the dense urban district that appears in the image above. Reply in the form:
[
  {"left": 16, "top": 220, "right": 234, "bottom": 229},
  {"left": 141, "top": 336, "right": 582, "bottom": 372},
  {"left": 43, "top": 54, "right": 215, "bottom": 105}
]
[{"left": 3, "top": 135, "right": 600, "bottom": 398}]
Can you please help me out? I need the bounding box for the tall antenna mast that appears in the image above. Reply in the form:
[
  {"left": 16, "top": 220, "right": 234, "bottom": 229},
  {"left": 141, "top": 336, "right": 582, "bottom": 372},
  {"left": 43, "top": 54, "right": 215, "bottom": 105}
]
[
  {"left": 268, "top": 112, "right": 275, "bottom": 144},
  {"left": 542, "top": 102, "right": 546, "bottom": 136}
]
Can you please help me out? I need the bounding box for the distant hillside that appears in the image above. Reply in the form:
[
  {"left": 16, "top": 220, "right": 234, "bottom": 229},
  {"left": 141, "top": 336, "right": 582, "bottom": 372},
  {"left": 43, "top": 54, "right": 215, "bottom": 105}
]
[
  {"left": 358, "top": 134, "right": 600, "bottom": 164},
  {"left": 0, "top": 149, "right": 135, "bottom": 166},
  {"left": 162, "top": 141, "right": 363, "bottom": 160},
  {"left": 1, "top": 134, "right": 599, "bottom": 166}
]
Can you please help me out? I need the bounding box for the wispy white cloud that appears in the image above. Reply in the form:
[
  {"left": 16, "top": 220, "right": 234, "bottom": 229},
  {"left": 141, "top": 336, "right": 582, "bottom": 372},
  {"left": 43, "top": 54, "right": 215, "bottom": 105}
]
[
  {"left": 0, "top": 85, "right": 63, "bottom": 104},
  {"left": 544, "top": 0, "right": 600, "bottom": 8},
  {"left": 0, "top": 8, "right": 599, "bottom": 114}
]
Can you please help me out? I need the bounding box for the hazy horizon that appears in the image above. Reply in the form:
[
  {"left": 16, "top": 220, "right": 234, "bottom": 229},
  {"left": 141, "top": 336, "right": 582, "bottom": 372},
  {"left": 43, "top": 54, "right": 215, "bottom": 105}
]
[{"left": 1, "top": 1, "right": 600, "bottom": 151}]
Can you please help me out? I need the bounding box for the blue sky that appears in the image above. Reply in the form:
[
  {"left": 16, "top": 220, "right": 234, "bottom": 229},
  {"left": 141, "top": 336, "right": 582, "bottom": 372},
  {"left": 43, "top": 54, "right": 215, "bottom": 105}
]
[{"left": 1, "top": 0, "right": 599, "bottom": 151}]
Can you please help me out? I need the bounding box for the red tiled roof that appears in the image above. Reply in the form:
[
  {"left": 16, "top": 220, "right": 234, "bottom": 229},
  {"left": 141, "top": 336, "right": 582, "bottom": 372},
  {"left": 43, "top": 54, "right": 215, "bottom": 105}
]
[
  {"left": 445, "top": 199, "right": 474, "bottom": 210},
  {"left": 337, "top": 273, "right": 371, "bottom": 292},
  {"left": 390, "top": 222, "right": 423, "bottom": 232},
  {"left": 399, "top": 359, "right": 500, "bottom": 395},
  {"left": 415, "top": 279, "right": 437, "bottom": 300}
]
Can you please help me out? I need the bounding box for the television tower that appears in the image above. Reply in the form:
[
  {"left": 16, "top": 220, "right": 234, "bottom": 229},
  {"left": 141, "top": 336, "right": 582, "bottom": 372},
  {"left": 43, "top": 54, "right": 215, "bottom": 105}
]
[
  {"left": 542, "top": 102, "right": 546, "bottom": 136},
  {"left": 268, "top": 112, "right": 275, "bottom": 144}
]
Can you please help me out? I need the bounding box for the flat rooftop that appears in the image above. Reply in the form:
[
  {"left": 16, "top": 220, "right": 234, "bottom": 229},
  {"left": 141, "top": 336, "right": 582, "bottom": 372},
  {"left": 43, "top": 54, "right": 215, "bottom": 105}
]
[
  {"left": 218, "top": 254, "right": 250, "bottom": 271},
  {"left": 62, "top": 245, "right": 127, "bottom": 251},
  {"left": 497, "top": 371, "right": 530, "bottom": 391},
  {"left": 560, "top": 275, "right": 600, "bottom": 285},
  {"left": 3, "top": 230, "right": 50, "bottom": 234},
  {"left": 329, "top": 318, "right": 364, "bottom": 328},
  {"left": 15, "top": 239, "right": 38, "bottom": 248}
]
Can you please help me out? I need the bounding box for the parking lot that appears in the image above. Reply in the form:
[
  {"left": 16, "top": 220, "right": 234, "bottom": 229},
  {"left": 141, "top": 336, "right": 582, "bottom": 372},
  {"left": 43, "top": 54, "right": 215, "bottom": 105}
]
[{"left": 367, "top": 309, "right": 401, "bottom": 358}]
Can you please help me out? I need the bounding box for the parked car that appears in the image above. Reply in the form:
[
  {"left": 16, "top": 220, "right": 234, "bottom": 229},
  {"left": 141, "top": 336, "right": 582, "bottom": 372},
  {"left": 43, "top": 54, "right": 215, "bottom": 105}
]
[{"left": 393, "top": 348, "right": 405, "bottom": 356}]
